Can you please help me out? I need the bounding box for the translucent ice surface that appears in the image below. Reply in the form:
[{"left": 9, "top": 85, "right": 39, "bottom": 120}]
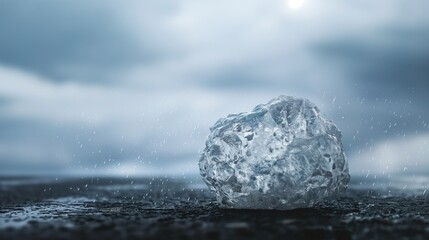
[{"left": 199, "top": 96, "right": 350, "bottom": 209}]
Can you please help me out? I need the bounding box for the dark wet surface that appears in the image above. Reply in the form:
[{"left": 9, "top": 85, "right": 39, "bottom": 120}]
[{"left": 0, "top": 176, "right": 428, "bottom": 240}]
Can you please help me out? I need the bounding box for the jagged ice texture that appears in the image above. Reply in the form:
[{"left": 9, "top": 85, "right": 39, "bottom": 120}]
[{"left": 199, "top": 96, "right": 350, "bottom": 209}]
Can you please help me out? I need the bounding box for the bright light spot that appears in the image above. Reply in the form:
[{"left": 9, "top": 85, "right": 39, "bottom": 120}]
[{"left": 288, "top": 0, "right": 305, "bottom": 10}]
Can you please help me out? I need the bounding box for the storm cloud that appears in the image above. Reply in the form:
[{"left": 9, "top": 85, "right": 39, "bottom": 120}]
[{"left": 1, "top": 0, "right": 428, "bottom": 177}]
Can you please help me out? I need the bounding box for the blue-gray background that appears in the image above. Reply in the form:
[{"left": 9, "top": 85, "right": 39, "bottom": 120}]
[{"left": 0, "top": 0, "right": 428, "bottom": 180}]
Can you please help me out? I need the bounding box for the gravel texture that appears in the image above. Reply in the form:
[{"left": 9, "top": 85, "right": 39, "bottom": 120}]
[{"left": 0, "top": 176, "right": 428, "bottom": 240}]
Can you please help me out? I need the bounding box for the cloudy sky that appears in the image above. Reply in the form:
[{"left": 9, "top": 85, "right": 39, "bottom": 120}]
[{"left": 1, "top": 0, "right": 428, "bottom": 178}]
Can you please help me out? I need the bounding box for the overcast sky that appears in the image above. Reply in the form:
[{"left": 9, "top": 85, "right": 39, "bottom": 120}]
[{"left": 1, "top": 0, "right": 428, "bottom": 178}]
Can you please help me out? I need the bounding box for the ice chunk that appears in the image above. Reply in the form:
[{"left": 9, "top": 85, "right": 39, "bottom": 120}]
[{"left": 199, "top": 96, "right": 350, "bottom": 209}]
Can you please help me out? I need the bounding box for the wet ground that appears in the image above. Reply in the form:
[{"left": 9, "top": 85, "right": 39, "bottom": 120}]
[{"left": 0, "top": 176, "right": 428, "bottom": 240}]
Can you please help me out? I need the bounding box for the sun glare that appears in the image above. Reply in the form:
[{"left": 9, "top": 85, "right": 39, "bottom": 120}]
[{"left": 288, "top": 0, "right": 305, "bottom": 10}]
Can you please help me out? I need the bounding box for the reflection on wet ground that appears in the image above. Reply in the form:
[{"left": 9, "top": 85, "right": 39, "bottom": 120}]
[
  {"left": 0, "top": 197, "right": 96, "bottom": 229},
  {"left": 0, "top": 176, "right": 428, "bottom": 239}
]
